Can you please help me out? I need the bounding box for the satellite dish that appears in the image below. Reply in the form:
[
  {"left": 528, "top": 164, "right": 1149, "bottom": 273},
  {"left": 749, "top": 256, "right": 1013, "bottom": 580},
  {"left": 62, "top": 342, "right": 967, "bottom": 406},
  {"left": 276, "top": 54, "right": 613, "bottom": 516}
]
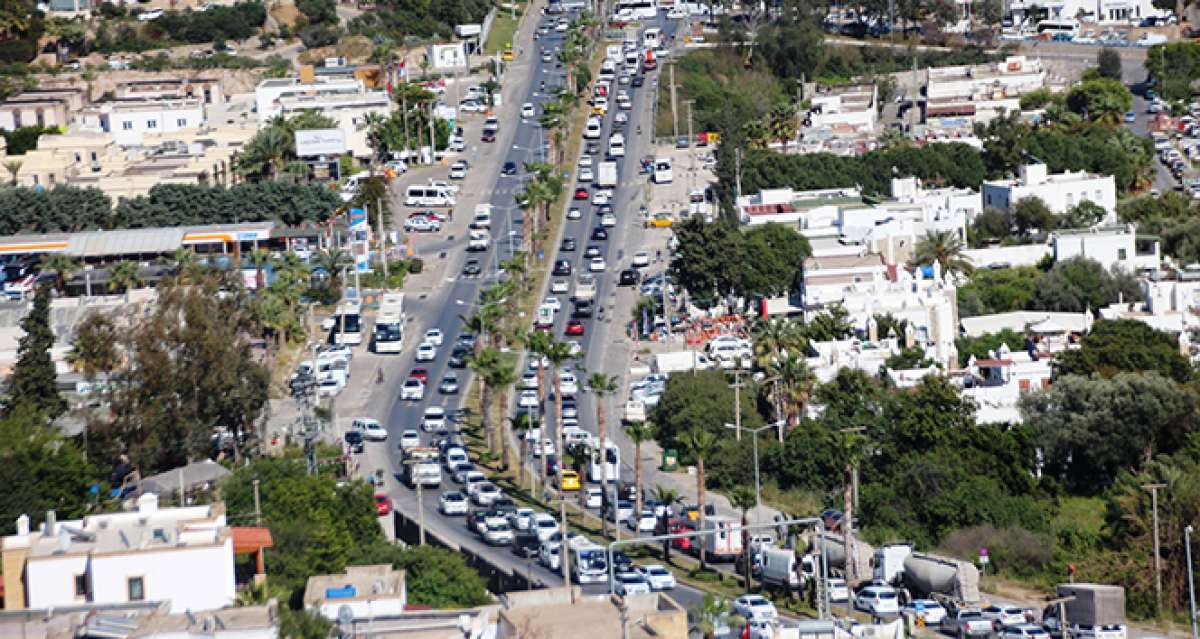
[{"left": 337, "top": 605, "right": 354, "bottom": 627}]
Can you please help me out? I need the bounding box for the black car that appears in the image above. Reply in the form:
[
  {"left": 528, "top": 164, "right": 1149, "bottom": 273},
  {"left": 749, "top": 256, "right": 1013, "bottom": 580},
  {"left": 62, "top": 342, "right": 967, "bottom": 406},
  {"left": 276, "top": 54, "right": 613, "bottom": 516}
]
[
  {"left": 448, "top": 345, "right": 470, "bottom": 368},
  {"left": 632, "top": 75, "right": 644, "bottom": 87},
  {"left": 573, "top": 299, "right": 594, "bottom": 318},
  {"left": 552, "top": 260, "right": 572, "bottom": 276},
  {"left": 438, "top": 374, "right": 460, "bottom": 394},
  {"left": 618, "top": 268, "right": 640, "bottom": 286},
  {"left": 344, "top": 431, "right": 364, "bottom": 453},
  {"left": 675, "top": 135, "right": 690, "bottom": 149},
  {"left": 491, "top": 498, "right": 518, "bottom": 516},
  {"left": 462, "top": 259, "right": 482, "bottom": 276},
  {"left": 467, "top": 510, "right": 488, "bottom": 534},
  {"left": 456, "top": 333, "right": 477, "bottom": 349},
  {"left": 591, "top": 227, "right": 609, "bottom": 241},
  {"left": 502, "top": 161, "right": 518, "bottom": 176},
  {"left": 587, "top": 143, "right": 599, "bottom": 154},
  {"left": 598, "top": 204, "right": 614, "bottom": 216},
  {"left": 612, "top": 551, "right": 634, "bottom": 573},
  {"left": 561, "top": 237, "right": 577, "bottom": 251},
  {"left": 512, "top": 532, "right": 541, "bottom": 558}
]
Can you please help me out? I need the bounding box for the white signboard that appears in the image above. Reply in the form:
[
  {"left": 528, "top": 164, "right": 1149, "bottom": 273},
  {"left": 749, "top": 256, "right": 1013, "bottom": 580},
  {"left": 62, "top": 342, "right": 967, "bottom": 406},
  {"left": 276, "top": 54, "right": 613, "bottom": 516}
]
[
  {"left": 455, "top": 23, "right": 482, "bottom": 37},
  {"left": 295, "top": 128, "right": 346, "bottom": 157}
]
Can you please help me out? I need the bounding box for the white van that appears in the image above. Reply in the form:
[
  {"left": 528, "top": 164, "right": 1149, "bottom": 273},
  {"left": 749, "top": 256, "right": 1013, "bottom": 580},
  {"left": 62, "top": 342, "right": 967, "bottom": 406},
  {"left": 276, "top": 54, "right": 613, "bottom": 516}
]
[
  {"left": 584, "top": 117, "right": 603, "bottom": 140},
  {"left": 405, "top": 184, "right": 456, "bottom": 207},
  {"left": 339, "top": 171, "right": 370, "bottom": 202},
  {"left": 643, "top": 27, "right": 662, "bottom": 49},
  {"left": 471, "top": 204, "right": 492, "bottom": 229}
]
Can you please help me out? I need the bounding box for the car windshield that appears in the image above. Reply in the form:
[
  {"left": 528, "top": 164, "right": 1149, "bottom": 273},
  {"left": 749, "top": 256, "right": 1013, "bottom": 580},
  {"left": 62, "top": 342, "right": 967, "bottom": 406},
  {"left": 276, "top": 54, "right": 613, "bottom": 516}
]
[
  {"left": 962, "top": 612, "right": 983, "bottom": 619},
  {"left": 878, "top": 592, "right": 897, "bottom": 599},
  {"left": 746, "top": 597, "right": 768, "bottom": 606}
]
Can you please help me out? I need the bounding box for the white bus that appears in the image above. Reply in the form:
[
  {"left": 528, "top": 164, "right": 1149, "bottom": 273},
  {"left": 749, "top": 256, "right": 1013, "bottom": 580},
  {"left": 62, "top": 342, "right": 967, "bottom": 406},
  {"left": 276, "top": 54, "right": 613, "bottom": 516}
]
[
  {"left": 332, "top": 298, "right": 364, "bottom": 346},
  {"left": 587, "top": 438, "right": 620, "bottom": 483},
  {"left": 372, "top": 293, "right": 405, "bottom": 354},
  {"left": 615, "top": 0, "right": 658, "bottom": 19},
  {"left": 404, "top": 184, "right": 456, "bottom": 207},
  {"left": 642, "top": 26, "right": 662, "bottom": 48},
  {"left": 653, "top": 158, "right": 673, "bottom": 184},
  {"left": 1035, "top": 19, "right": 1079, "bottom": 38}
]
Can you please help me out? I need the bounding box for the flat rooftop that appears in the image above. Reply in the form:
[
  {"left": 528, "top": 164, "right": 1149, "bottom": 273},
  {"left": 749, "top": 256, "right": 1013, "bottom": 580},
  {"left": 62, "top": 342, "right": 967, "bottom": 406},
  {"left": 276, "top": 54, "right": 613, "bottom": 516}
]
[{"left": 303, "top": 564, "right": 405, "bottom": 606}]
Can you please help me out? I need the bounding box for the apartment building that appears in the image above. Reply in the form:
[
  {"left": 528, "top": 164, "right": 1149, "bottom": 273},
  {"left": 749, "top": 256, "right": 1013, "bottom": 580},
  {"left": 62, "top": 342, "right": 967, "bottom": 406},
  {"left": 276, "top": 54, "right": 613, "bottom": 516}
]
[
  {"left": 81, "top": 98, "right": 207, "bottom": 147},
  {"left": 0, "top": 88, "right": 87, "bottom": 131},
  {"left": 982, "top": 163, "right": 1117, "bottom": 218},
  {"left": 254, "top": 71, "right": 366, "bottom": 122},
  {"left": 925, "top": 56, "right": 1048, "bottom": 124},
  {"left": 116, "top": 77, "right": 226, "bottom": 105},
  {"left": 1052, "top": 224, "right": 1160, "bottom": 272},
  {"left": 277, "top": 90, "right": 391, "bottom": 160}
]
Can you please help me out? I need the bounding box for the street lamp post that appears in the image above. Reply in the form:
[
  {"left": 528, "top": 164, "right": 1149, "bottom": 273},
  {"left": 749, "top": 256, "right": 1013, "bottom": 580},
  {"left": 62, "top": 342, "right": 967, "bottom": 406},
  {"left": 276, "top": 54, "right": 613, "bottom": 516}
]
[
  {"left": 1187, "top": 524, "right": 1198, "bottom": 639},
  {"left": 723, "top": 422, "right": 778, "bottom": 526}
]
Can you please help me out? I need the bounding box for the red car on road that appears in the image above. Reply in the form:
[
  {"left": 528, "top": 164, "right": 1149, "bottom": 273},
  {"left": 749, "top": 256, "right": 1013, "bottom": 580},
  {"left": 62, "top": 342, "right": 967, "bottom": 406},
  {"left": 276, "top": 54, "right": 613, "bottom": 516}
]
[
  {"left": 574, "top": 188, "right": 589, "bottom": 200},
  {"left": 669, "top": 519, "right": 693, "bottom": 551},
  {"left": 565, "top": 320, "right": 586, "bottom": 336},
  {"left": 375, "top": 493, "right": 392, "bottom": 516},
  {"left": 409, "top": 368, "right": 429, "bottom": 382}
]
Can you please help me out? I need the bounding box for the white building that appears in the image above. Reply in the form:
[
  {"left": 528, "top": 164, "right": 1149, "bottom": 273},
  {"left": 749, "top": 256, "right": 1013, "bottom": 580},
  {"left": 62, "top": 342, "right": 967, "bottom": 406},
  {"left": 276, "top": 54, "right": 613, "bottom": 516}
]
[
  {"left": 1006, "top": 0, "right": 1168, "bottom": 24},
  {"left": 427, "top": 42, "right": 469, "bottom": 70},
  {"left": 303, "top": 564, "right": 407, "bottom": 622},
  {"left": 255, "top": 74, "right": 366, "bottom": 122},
  {"left": 807, "top": 83, "right": 877, "bottom": 132},
  {"left": 982, "top": 163, "right": 1117, "bottom": 219},
  {"left": 1052, "top": 224, "right": 1160, "bottom": 272},
  {"left": 80, "top": 99, "right": 206, "bottom": 147},
  {"left": 736, "top": 187, "right": 863, "bottom": 227},
  {"left": 925, "top": 56, "right": 1047, "bottom": 125},
  {"left": 277, "top": 90, "right": 391, "bottom": 160},
  {"left": 2, "top": 494, "right": 238, "bottom": 613}
]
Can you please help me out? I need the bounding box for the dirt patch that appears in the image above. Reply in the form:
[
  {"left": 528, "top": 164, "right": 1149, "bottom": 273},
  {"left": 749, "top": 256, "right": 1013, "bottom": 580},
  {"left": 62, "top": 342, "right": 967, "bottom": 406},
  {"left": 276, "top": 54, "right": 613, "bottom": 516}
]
[
  {"left": 270, "top": 1, "right": 301, "bottom": 28},
  {"left": 298, "top": 35, "right": 375, "bottom": 65}
]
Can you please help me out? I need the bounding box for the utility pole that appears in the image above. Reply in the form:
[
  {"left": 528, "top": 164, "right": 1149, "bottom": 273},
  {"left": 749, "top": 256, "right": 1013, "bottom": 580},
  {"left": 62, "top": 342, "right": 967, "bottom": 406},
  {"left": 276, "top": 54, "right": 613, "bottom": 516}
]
[
  {"left": 417, "top": 479, "right": 426, "bottom": 546},
  {"left": 377, "top": 198, "right": 388, "bottom": 283},
  {"left": 1144, "top": 483, "right": 1167, "bottom": 613},
  {"left": 252, "top": 478, "right": 262, "bottom": 525},
  {"left": 1186, "top": 525, "right": 1198, "bottom": 639},
  {"left": 734, "top": 147, "right": 743, "bottom": 205},
  {"left": 730, "top": 370, "right": 744, "bottom": 440},
  {"left": 669, "top": 63, "right": 678, "bottom": 140}
]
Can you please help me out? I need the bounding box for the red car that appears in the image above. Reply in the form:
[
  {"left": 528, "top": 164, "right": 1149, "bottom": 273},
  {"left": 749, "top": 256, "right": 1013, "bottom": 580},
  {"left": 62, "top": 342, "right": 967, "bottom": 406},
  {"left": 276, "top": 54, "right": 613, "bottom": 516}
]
[
  {"left": 574, "top": 188, "right": 589, "bottom": 200},
  {"left": 481, "top": 129, "right": 497, "bottom": 142},
  {"left": 565, "top": 320, "right": 586, "bottom": 336},
  {"left": 669, "top": 519, "right": 693, "bottom": 550},
  {"left": 409, "top": 368, "right": 429, "bottom": 382},
  {"left": 375, "top": 493, "right": 392, "bottom": 516}
]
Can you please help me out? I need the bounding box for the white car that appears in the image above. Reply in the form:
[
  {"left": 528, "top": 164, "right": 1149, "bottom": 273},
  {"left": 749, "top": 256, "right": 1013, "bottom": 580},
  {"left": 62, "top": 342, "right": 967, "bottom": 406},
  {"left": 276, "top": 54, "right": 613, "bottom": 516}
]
[
  {"left": 449, "top": 160, "right": 469, "bottom": 179},
  {"left": 438, "top": 490, "right": 469, "bottom": 515},
  {"left": 579, "top": 155, "right": 593, "bottom": 168},
  {"left": 509, "top": 507, "right": 536, "bottom": 530},
  {"left": 519, "top": 390, "right": 540, "bottom": 408},
  {"left": 462, "top": 470, "right": 486, "bottom": 492},
  {"left": 600, "top": 213, "right": 617, "bottom": 227},
  {"left": 354, "top": 418, "right": 387, "bottom": 442},
  {"left": 471, "top": 482, "right": 501, "bottom": 504},
  {"left": 636, "top": 564, "right": 676, "bottom": 590},
  {"left": 631, "top": 251, "right": 650, "bottom": 268},
  {"left": 828, "top": 578, "right": 850, "bottom": 602},
  {"left": 532, "top": 513, "right": 559, "bottom": 541},
  {"left": 589, "top": 257, "right": 607, "bottom": 273},
  {"left": 585, "top": 487, "right": 603, "bottom": 508},
  {"left": 521, "top": 102, "right": 536, "bottom": 118},
  {"left": 399, "top": 429, "right": 421, "bottom": 450},
  {"left": 983, "top": 605, "right": 1029, "bottom": 628},
  {"left": 567, "top": 341, "right": 583, "bottom": 356},
  {"left": 521, "top": 370, "right": 539, "bottom": 390},
  {"left": 567, "top": 207, "right": 583, "bottom": 220},
  {"left": 902, "top": 600, "right": 948, "bottom": 625},
  {"left": 542, "top": 296, "right": 562, "bottom": 313},
  {"left": 558, "top": 371, "right": 579, "bottom": 397},
  {"left": 579, "top": 167, "right": 594, "bottom": 182},
  {"left": 551, "top": 279, "right": 570, "bottom": 294},
  {"left": 591, "top": 190, "right": 612, "bottom": 206},
  {"left": 854, "top": 585, "right": 900, "bottom": 616},
  {"left": 1002, "top": 625, "right": 1050, "bottom": 639},
  {"left": 627, "top": 510, "right": 656, "bottom": 532},
  {"left": 415, "top": 341, "right": 437, "bottom": 362},
  {"left": 400, "top": 379, "right": 425, "bottom": 401},
  {"left": 422, "top": 406, "right": 447, "bottom": 432},
  {"left": 423, "top": 329, "right": 444, "bottom": 346},
  {"left": 667, "top": 6, "right": 686, "bottom": 18},
  {"left": 484, "top": 521, "right": 514, "bottom": 545},
  {"left": 830, "top": 576, "right": 849, "bottom": 600},
  {"left": 734, "top": 595, "right": 778, "bottom": 621},
  {"left": 615, "top": 572, "right": 652, "bottom": 596}
]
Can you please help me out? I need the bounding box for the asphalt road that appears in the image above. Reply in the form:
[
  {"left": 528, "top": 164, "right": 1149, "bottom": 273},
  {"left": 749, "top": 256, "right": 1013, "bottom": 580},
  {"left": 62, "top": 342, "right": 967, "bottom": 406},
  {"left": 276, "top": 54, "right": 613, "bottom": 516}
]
[{"left": 355, "top": 3, "right": 718, "bottom": 615}]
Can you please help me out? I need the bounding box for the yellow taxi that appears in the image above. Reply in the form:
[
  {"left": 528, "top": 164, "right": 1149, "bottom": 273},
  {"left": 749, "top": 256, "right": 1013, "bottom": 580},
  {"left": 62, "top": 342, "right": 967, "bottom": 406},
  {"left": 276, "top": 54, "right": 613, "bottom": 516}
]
[
  {"left": 646, "top": 212, "right": 674, "bottom": 228},
  {"left": 502, "top": 44, "right": 515, "bottom": 62},
  {"left": 560, "top": 470, "right": 581, "bottom": 491}
]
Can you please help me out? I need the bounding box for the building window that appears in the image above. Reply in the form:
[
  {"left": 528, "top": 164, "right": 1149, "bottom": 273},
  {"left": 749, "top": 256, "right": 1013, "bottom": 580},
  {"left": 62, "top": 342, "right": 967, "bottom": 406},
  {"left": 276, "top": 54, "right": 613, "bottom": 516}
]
[
  {"left": 127, "top": 577, "right": 145, "bottom": 601},
  {"left": 90, "top": 152, "right": 98, "bottom": 162},
  {"left": 74, "top": 153, "right": 81, "bottom": 163},
  {"left": 47, "top": 173, "right": 55, "bottom": 185},
  {"left": 147, "top": 120, "right": 157, "bottom": 129},
  {"left": 1118, "top": 248, "right": 1127, "bottom": 261},
  {"left": 177, "top": 118, "right": 187, "bottom": 127},
  {"left": 122, "top": 121, "right": 133, "bottom": 130},
  {"left": 74, "top": 574, "right": 87, "bottom": 597}
]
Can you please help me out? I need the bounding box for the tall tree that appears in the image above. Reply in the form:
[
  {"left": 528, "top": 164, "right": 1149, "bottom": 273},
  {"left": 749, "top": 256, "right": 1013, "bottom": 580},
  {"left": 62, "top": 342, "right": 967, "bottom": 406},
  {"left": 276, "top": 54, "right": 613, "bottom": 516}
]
[
  {"left": 1097, "top": 47, "right": 1123, "bottom": 81},
  {"left": 39, "top": 253, "right": 78, "bottom": 294},
  {"left": 685, "top": 427, "right": 720, "bottom": 570},
  {"left": 625, "top": 421, "right": 653, "bottom": 517},
  {"left": 588, "top": 372, "right": 620, "bottom": 538},
  {"left": 6, "top": 285, "right": 66, "bottom": 419},
  {"left": 730, "top": 485, "right": 757, "bottom": 591},
  {"left": 909, "top": 229, "right": 974, "bottom": 276},
  {"left": 653, "top": 484, "right": 682, "bottom": 563}
]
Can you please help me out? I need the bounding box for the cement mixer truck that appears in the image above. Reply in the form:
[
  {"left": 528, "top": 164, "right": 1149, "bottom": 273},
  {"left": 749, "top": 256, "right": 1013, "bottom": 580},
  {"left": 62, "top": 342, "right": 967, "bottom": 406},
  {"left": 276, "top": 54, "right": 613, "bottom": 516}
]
[
  {"left": 808, "top": 532, "right": 874, "bottom": 586},
  {"left": 872, "top": 543, "right": 981, "bottom": 604}
]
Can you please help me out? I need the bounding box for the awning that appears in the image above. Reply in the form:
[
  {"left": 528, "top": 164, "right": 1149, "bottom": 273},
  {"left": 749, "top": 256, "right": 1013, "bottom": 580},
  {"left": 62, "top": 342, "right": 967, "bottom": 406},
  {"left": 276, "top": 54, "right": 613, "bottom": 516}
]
[
  {"left": 927, "top": 103, "right": 976, "bottom": 117},
  {"left": 232, "top": 527, "right": 274, "bottom": 554},
  {"left": 67, "top": 228, "right": 185, "bottom": 258}
]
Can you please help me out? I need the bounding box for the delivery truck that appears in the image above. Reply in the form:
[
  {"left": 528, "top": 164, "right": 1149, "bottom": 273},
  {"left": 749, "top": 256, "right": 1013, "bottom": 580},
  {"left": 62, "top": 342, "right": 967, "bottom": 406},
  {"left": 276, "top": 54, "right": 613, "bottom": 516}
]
[
  {"left": 1042, "top": 584, "right": 1126, "bottom": 639},
  {"left": 597, "top": 161, "right": 618, "bottom": 188}
]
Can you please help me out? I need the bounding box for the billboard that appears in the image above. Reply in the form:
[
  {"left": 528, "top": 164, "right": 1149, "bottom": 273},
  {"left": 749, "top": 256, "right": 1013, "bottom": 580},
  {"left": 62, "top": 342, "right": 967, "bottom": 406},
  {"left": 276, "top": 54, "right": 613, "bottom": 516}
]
[{"left": 295, "top": 128, "right": 346, "bottom": 157}]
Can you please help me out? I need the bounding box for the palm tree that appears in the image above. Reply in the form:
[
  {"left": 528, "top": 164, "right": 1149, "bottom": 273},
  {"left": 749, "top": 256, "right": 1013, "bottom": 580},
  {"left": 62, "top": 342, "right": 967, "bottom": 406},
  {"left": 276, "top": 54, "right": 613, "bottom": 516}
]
[
  {"left": 468, "top": 348, "right": 505, "bottom": 457},
  {"left": 237, "top": 125, "right": 291, "bottom": 180},
  {"left": 357, "top": 111, "right": 389, "bottom": 162},
  {"left": 314, "top": 248, "right": 352, "bottom": 296},
  {"left": 742, "top": 120, "right": 770, "bottom": 150},
  {"left": 751, "top": 316, "right": 805, "bottom": 368},
  {"left": 246, "top": 248, "right": 271, "bottom": 291},
  {"left": 653, "top": 484, "right": 682, "bottom": 563},
  {"left": 768, "top": 352, "right": 816, "bottom": 430},
  {"left": 510, "top": 411, "right": 542, "bottom": 490},
  {"left": 767, "top": 102, "right": 798, "bottom": 151},
  {"left": 691, "top": 593, "right": 730, "bottom": 639},
  {"left": 40, "top": 253, "right": 78, "bottom": 294},
  {"left": 685, "top": 428, "right": 720, "bottom": 570},
  {"left": 729, "top": 485, "right": 757, "bottom": 591},
  {"left": 588, "top": 372, "right": 619, "bottom": 537},
  {"left": 909, "top": 229, "right": 975, "bottom": 277},
  {"left": 526, "top": 330, "right": 554, "bottom": 407},
  {"left": 481, "top": 353, "right": 518, "bottom": 470},
  {"left": 158, "top": 247, "right": 201, "bottom": 282},
  {"left": 830, "top": 428, "right": 869, "bottom": 585},
  {"left": 625, "top": 421, "right": 654, "bottom": 518},
  {"left": 106, "top": 261, "right": 143, "bottom": 298}
]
